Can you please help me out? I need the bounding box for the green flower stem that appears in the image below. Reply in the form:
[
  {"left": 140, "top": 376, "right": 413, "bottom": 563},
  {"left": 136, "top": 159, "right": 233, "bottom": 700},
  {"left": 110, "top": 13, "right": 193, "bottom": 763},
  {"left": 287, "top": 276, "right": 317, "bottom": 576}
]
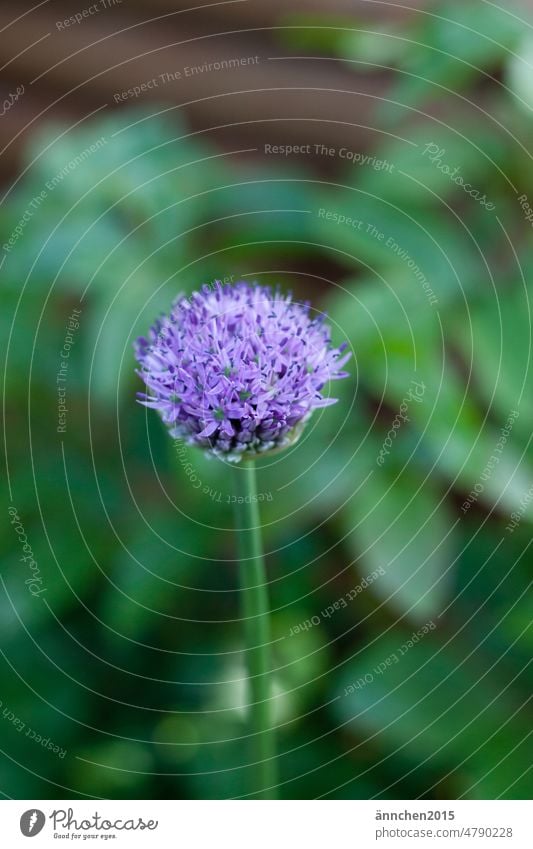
[{"left": 234, "top": 460, "right": 278, "bottom": 799}]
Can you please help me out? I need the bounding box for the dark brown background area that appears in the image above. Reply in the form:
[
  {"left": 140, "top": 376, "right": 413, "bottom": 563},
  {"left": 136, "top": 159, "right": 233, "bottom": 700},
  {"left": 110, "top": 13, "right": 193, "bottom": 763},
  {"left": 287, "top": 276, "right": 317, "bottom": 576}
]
[{"left": 0, "top": 0, "right": 434, "bottom": 180}]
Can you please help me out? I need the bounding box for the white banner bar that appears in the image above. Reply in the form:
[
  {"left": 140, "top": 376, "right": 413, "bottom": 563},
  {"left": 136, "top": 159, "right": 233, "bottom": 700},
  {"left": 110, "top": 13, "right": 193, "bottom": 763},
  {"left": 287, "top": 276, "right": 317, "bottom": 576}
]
[{"left": 0, "top": 800, "right": 530, "bottom": 847}]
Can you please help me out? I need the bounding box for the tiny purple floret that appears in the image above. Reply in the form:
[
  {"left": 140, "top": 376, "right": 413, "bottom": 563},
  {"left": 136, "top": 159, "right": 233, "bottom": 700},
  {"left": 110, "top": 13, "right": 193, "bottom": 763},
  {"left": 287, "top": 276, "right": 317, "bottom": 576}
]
[{"left": 135, "top": 281, "right": 350, "bottom": 460}]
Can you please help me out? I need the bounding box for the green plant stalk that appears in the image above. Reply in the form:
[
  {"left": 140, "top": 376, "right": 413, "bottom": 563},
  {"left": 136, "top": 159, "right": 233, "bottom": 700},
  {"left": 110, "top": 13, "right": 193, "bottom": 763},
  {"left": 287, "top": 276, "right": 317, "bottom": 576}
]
[{"left": 234, "top": 461, "right": 277, "bottom": 799}]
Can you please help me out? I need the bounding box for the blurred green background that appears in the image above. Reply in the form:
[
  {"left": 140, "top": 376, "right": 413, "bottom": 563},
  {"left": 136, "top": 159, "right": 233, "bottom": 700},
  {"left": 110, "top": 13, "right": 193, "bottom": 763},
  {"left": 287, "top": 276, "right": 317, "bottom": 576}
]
[{"left": 1, "top": 0, "right": 532, "bottom": 799}]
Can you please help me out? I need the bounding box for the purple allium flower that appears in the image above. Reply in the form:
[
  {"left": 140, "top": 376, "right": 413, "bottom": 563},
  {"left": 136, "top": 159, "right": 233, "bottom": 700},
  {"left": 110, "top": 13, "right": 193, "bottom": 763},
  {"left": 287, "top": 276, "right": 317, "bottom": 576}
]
[{"left": 135, "top": 282, "right": 350, "bottom": 461}]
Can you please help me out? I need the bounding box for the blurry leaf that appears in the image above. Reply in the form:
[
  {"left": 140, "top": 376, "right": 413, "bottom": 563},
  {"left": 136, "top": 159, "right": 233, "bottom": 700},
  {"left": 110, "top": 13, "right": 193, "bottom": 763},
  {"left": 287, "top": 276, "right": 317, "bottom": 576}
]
[
  {"left": 344, "top": 461, "right": 454, "bottom": 621},
  {"left": 456, "top": 518, "right": 533, "bottom": 666},
  {"left": 207, "top": 169, "right": 318, "bottom": 247},
  {"left": 329, "top": 281, "right": 533, "bottom": 521},
  {"left": 338, "top": 24, "right": 408, "bottom": 66},
  {"left": 278, "top": 15, "right": 407, "bottom": 67},
  {"left": 385, "top": 1, "right": 522, "bottom": 114},
  {"left": 334, "top": 631, "right": 532, "bottom": 798},
  {"left": 187, "top": 715, "right": 250, "bottom": 799},
  {"left": 99, "top": 511, "right": 207, "bottom": 642},
  {"left": 86, "top": 260, "right": 172, "bottom": 406},
  {"left": 277, "top": 15, "right": 364, "bottom": 54},
  {"left": 278, "top": 728, "right": 382, "bottom": 800},
  {"left": 273, "top": 612, "right": 330, "bottom": 707},
  {"left": 311, "top": 193, "right": 480, "bottom": 299},
  {"left": 25, "top": 108, "right": 212, "bottom": 214},
  {"left": 72, "top": 741, "right": 153, "bottom": 797},
  {"left": 506, "top": 34, "right": 533, "bottom": 115},
  {"left": 452, "top": 285, "right": 533, "bottom": 445},
  {"left": 356, "top": 121, "right": 506, "bottom": 208}
]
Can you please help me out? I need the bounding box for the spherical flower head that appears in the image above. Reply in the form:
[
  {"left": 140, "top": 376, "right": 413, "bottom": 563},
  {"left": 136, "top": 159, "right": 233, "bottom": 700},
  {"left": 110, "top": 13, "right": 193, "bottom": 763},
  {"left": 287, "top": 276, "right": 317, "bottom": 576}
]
[{"left": 135, "top": 281, "right": 350, "bottom": 461}]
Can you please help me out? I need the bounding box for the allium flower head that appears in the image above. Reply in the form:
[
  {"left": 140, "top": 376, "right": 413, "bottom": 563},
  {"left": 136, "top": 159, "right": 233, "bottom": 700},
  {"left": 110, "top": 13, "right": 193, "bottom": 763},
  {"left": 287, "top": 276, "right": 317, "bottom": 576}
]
[{"left": 135, "top": 281, "right": 350, "bottom": 461}]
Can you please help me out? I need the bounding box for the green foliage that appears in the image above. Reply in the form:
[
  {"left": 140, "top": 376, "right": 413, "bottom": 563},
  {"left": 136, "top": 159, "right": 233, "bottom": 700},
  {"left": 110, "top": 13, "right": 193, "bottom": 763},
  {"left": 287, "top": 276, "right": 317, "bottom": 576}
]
[{"left": 2, "top": 1, "right": 532, "bottom": 800}]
